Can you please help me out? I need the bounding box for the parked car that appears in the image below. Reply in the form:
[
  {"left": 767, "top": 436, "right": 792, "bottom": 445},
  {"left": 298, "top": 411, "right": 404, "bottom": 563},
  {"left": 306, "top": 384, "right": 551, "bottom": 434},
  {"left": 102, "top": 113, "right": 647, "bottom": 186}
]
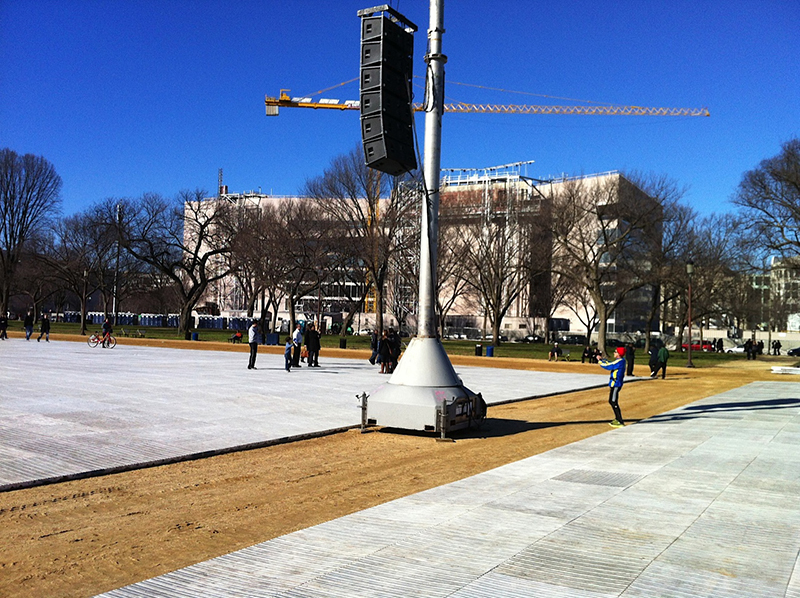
[
  {"left": 787, "top": 347, "right": 800, "bottom": 357},
  {"left": 521, "top": 334, "right": 544, "bottom": 343},
  {"left": 725, "top": 345, "right": 746, "bottom": 354},
  {"left": 681, "top": 341, "right": 715, "bottom": 352},
  {"left": 559, "top": 334, "right": 587, "bottom": 345}
]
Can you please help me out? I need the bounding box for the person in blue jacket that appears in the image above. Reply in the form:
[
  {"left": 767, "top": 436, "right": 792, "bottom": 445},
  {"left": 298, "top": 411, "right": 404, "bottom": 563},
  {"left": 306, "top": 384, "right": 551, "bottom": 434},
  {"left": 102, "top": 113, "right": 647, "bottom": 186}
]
[{"left": 599, "top": 346, "right": 627, "bottom": 427}]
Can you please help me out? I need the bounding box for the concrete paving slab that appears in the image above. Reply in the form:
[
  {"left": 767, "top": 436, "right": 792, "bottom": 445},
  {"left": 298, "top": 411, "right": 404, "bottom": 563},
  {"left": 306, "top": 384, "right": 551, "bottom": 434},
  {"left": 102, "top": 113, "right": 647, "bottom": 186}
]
[
  {"left": 97, "top": 381, "right": 800, "bottom": 598},
  {"left": 0, "top": 339, "right": 610, "bottom": 490}
]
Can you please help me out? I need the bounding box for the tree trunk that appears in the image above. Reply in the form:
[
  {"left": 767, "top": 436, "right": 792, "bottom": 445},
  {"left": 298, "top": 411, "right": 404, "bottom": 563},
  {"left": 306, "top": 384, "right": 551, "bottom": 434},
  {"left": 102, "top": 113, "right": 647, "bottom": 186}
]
[{"left": 179, "top": 304, "right": 194, "bottom": 340}]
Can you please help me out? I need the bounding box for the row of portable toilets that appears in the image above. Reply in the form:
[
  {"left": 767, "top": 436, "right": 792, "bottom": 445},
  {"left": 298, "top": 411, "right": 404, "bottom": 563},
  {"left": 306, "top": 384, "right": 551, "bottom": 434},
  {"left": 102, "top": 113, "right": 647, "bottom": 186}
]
[{"left": 62, "top": 312, "right": 257, "bottom": 331}]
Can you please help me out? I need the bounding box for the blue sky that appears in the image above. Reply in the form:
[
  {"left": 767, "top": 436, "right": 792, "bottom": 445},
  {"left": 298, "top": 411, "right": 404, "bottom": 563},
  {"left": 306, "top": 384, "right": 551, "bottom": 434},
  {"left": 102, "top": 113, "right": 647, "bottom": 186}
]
[{"left": 2, "top": 0, "right": 798, "bottom": 217}]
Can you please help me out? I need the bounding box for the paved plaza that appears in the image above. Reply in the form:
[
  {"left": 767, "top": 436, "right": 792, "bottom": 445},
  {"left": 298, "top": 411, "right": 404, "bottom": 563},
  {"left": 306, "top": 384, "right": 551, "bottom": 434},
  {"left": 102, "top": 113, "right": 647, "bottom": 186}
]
[
  {"left": 0, "top": 339, "right": 610, "bottom": 490},
  {"left": 98, "top": 381, "right": 800, "bottom": 598}
]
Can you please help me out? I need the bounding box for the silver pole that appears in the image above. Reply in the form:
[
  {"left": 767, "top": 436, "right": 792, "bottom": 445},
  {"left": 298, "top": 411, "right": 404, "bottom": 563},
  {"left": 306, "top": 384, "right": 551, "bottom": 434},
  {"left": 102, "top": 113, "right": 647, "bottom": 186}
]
[{"left": 417, "top": 0, "right": 445, "bottom": 338}]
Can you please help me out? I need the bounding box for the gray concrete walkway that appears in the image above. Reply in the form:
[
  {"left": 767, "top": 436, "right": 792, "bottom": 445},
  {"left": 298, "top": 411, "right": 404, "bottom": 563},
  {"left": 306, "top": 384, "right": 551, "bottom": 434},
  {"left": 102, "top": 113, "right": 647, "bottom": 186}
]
[
  {"left": 98, "top": 381, "right": 800, "bottom": 598},
  {"left": 0, "top": 339, "right": 609, "bottom": 490}
]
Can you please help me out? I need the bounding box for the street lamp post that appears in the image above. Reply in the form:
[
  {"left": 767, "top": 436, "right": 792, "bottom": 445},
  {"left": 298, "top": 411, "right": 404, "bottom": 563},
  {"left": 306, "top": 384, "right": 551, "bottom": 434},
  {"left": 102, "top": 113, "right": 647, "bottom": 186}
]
[{"left": 686, "top": 260, "right": 695, "bottom": 368}]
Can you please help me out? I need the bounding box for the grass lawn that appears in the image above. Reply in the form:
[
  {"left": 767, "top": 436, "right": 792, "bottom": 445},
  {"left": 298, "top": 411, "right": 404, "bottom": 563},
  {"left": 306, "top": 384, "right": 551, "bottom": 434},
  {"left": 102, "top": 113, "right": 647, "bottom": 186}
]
[{"left": 4, "top": 319, "right": 750, "bottom": 368}]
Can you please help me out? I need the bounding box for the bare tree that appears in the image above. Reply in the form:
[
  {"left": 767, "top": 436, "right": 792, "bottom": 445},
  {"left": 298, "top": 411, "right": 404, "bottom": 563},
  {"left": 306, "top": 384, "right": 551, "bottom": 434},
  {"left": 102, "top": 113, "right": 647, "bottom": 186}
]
[
  {"left": 547, "top": 173, "right": 663, "bottom": 351},
  {"left": 459, "top": 184, "right": 537, "bottom": 346},
  {"left": 41, "top": 212, "right": 103, "bottom": 334},
  {"left": 733, "top": 138, "right": 800, "bottom": 258},
  {"left": 303, "top": 145, "right": 416, "bottom": 334},
  {"left": 118, "top": 190, "right": 237, "bottom": 339},
  {"left": 0, "top": 149, "right": 62, "bottom": 315}
]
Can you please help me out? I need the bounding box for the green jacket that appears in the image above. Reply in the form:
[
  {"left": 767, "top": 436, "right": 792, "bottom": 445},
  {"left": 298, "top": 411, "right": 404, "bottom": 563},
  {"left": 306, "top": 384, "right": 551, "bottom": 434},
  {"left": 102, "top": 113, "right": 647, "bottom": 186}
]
[{"left": 657, "top": 346, "right": 669, "bottom": 363}]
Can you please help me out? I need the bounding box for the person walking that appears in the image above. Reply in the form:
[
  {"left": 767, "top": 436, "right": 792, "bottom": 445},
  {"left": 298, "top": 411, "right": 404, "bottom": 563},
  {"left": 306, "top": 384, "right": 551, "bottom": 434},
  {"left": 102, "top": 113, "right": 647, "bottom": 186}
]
[
  {"left": 283, "top": 336, "right": 293, "bottom": 372},
  {"left": 775, "top": 340, "right": 782, "bottom": 356},
  {"left": 598, "top": 346, "right": 627, "bottom": 427},
  {"left": 625, "top": 343, "right": 635, "bottom": 376},
  {"left": 247, "top": 321, "right": 259, "bottom": 370},
  {"left": 292, "top": 323, "right": 303, "bottom": 368},
  {"left": 648, "top": 345, "right": 659, "bottom": 377},
  {"left": 305, "top": 322, "right": 321, "bottom": 367},
  {"left": 23, "top": 310, "right": 34, "bottom": 340},
  {"left": 0, "top": 312, "right": 8, "bottom": 340},
  {"left": 655, "top": 345, "right": 670, "bottom": 379},
  {"left": 37, "top": 313, "right": 51, "bottom": 342}
]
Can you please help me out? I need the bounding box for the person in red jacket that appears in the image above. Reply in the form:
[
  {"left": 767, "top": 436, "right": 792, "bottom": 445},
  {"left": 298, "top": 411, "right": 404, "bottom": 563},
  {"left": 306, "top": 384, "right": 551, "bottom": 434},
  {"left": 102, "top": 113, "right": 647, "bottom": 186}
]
[{"left": 598, "top": 346, "right": 627, "bottom": 427}]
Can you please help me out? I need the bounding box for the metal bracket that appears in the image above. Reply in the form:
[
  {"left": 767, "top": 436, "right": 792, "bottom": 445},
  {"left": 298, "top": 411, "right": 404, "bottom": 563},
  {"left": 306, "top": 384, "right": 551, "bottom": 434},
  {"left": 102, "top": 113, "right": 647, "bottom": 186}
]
[{"left": 357, "top": 392, "right": 370, "bottom": 433}]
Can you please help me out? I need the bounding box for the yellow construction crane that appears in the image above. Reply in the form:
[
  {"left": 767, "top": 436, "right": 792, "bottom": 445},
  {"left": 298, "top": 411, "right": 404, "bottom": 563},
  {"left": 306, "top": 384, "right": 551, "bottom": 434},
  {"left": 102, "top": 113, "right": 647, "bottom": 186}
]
[{"left": 265, "top": 89, "right": 710, "bottom": 117}]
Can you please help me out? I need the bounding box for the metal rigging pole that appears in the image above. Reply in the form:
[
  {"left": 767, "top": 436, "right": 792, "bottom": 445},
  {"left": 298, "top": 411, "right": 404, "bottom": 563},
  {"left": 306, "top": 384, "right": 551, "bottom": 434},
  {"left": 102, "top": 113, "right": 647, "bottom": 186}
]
[{"left": 366, "top": 0, "right": 486, "bottom": 438}]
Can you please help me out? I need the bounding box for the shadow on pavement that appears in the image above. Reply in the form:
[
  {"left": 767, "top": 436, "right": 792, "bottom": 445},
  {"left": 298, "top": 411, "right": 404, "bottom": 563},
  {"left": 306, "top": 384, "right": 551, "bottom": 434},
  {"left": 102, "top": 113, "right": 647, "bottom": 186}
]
[{"left": 642, "top": 397, "right": 800, "bottom": 423}]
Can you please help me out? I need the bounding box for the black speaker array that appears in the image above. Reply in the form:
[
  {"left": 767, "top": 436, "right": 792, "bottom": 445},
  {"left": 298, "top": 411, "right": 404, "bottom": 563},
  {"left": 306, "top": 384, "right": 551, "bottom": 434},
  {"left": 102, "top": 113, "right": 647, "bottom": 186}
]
[{"left": 359, "top": 15, "right": 416, "bottom": 176}]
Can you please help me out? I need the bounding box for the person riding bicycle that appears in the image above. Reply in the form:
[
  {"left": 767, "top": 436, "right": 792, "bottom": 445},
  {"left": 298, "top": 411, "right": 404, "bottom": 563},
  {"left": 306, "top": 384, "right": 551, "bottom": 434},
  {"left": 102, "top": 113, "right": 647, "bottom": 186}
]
[{"left": 101, "top": 318, "right": 113, "bottom": 347}]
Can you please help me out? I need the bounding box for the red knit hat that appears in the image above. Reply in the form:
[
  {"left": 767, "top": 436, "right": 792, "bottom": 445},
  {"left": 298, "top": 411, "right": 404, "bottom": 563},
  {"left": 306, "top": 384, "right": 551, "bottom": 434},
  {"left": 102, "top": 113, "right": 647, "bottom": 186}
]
[{"left": 616, "top": 346, "right": 626, "bottom": 357}]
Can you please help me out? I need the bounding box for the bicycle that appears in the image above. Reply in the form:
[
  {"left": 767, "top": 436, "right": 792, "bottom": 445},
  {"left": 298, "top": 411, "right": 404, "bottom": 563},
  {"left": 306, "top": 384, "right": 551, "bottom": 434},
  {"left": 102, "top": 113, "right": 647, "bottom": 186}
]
[{"left": 87, "top": 331, "right": 116, "bottom": 349}]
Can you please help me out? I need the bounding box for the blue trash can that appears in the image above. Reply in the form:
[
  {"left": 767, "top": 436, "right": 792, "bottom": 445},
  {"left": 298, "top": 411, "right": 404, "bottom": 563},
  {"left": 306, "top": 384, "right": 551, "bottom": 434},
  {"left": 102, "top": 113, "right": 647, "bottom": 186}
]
[
  {"left": 486, "top": 345, "right": 494, "bottom": 357},
  {"left": 191, "top": 332, "right": 199, "bottom": 341}
]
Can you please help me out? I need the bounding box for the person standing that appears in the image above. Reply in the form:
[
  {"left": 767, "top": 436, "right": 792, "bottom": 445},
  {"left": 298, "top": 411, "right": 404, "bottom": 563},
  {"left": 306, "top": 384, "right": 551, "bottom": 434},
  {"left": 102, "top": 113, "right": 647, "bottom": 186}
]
[
  {"left": 598, "top": 346, "right": 626, "bottom": 427},
  {"left": 379, "top": 330, "right": 391, "bottom": 374},
  {"left": 775, "top": 340, "right": 782, "bottom": 356},
  {"left": 655, "top": 345, "right": 670, "bottom": 379},
  {"left": 305, "top": 322, "right": 321, "bottom": 367},
  {"left": 388, "top": 328, "right": 401, "bottom": 373},
  {"left": 292, "top": 323, "right": 303, "bottom": 368},
  {"left": 369, "top": 330, "right": 378, "bottom": 365},
  {"left": 23, "top": 310, "right": 34, "bottom": 340},
  {"left": 37, "top": 313, "right": 51, "bottom": 342},
  {"left": 625, "top": 343, "right": 635, "bottom": 376},
  {"left": 0, "top": 312, "right": 8, "bottom": 340},
  {"left": 247, "top": 321, "right": 259, "bottom": 370},
  {"left": 284, "top": 336, "right": 293, "bottom": 372}
]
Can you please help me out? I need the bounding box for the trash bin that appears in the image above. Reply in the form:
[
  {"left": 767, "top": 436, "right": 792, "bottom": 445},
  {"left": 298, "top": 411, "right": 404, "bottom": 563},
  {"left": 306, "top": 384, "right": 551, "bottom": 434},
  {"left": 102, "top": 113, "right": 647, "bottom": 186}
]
[
  {"left": 486, "top": 345, "right": 494, "bottom": 357},
  {"left": 266, "top": 333, "right": 279, "bottom": 346},
  {"left": 339, "top": 338, "right": 347, "bottom": 349},
  {"left": 475, "top": 344, "right": 482, "bottom": 356},
  {"left": 191, "top": 332, "right": 199, "bottom": 341}
]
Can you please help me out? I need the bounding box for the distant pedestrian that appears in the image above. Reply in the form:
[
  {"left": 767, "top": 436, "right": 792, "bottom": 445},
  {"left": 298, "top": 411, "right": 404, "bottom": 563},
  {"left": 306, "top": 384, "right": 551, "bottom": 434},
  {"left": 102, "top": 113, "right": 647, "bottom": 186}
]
[
  {"left": 305, "top": 322, "right": 321, "bottom": 367},
  {"left": 292, "top": 323, "right": 303, "bottom": 368},
  {"left": 0, "top": 312, "right": 7, "bottom": 340},
  {"left": 23, "top": 310, "right": 34, "bottom": 340},
  {"left": 716, "top": 338, "right": 724, "bottom": 353},
  {"left": 247, "top": 321, "right": 259, "bottom": 370},
  {"left": 581, "top": 346, "right": 593, "bottom": 363},
  {"left": 369, "top": 330, "right": 378, "bottom": 365},
  {"left": 774, "top": 340, "right": 782, "bottom": 356},
  {"left": 648, "top": 346, "right": 659, "bottom": 377},
  {"left": 655, "top": 346, "right": 669, "bottom": 379},
  {"left": 388, "top": 328, "right": 401, "bottom": 373},
  {"left": 37, "top": 313, "right": 51, "bottom": 342},
  {"left": 744, "top": 338, "right": 755, "bottom": 360},
  {"left": 625, "top": 344, "right": 635, "bottom": 376},
  {"left": 379, "top": 330, "right": 391, "bottom": 374},
  {"left": 548, "top": 342, "right": 562, "bottom": 362},
  {"left": 284, "top": 336, "right": 293, "bottom": 371},
  {"left": 599, "top": 346, "right": 626, "bottom": 427}
]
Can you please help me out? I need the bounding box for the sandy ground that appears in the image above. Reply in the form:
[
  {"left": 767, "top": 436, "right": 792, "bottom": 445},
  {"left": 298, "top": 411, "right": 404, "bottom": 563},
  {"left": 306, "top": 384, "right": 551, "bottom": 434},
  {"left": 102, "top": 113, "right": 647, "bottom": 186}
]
[{"left": 0, "top": 338, "right": 795, "bottom": 598}]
